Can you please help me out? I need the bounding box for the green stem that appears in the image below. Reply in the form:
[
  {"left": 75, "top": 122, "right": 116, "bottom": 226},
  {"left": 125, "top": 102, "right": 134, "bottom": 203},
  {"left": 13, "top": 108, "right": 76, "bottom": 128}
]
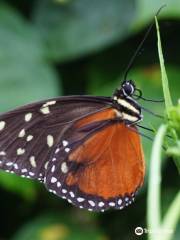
[
  {"left": 147, "top": 124, "right": 167, "bottom": 240},
  {"left": 159, "top": 191, "right": 180, "bottom": 240},
  {"left": 155, "top": 16, "right": 173, "bottom": 113}
]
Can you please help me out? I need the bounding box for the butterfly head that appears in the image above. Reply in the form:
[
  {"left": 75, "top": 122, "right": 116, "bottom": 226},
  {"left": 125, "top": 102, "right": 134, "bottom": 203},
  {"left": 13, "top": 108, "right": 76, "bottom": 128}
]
[
  {"left": 113, "top": 80, "right": 136, "bottom": 98},
  {"left": 121, "top": 80, "right": 136, "bottom": 96}
]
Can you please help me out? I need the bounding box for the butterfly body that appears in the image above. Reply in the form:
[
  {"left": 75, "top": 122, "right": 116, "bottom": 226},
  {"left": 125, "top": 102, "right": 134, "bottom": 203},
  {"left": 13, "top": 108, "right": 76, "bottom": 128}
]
[
  {"left": 113, "top": 80, "right": 143, "bottom": 125},
  {"left": 0, "top": 80, "right": 145, "bottom": 212}
]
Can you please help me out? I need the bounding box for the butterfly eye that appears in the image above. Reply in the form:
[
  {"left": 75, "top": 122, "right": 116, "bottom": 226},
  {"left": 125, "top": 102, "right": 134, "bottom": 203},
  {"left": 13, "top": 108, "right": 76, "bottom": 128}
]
[{"left": 122, "top": 81, "right": 135, "bottom": 96}]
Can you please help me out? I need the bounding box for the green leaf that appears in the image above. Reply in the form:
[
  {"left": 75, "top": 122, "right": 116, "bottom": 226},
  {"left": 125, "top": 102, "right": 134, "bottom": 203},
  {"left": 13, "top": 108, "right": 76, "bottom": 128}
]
[
  {"left": 147, "top": 125, "right": 180, "bottom": 240},
  {"left": 134, "top": 0, "right": 180, "bottom": 30},
  {"left": 0, "top": 4, "right": 61, "bottom": 196},
  {"left": 32, "top": 0, "right": 135, "bottom": 62},
  {"left": 168, "top": 101, "right": 180, "bottom": 136},
  {"left": 167, "top": 102, "right": 180, "bottom": 173},
  {"left": 160, "top": 191, "right": 180, "bottom": 240},
  {"left": 54, "top": 0, "right": 72, "bottom": 4},
  {"left": 155, "top": 16, "right": 173, "bottom": 112},
  {"left": 0, "top": 172, "right": 37, "bottom": 200},
  {"left": 12, "top": 213, "right": 105, "bottom": 240},
  {"left": 147, "top": 124, "right": 167, "bottom": 238},
  {"left": 155, "top": 17, "right": 180, "bottom": 173},
  {"left": 147, "top": 18, "right": 180, "bottom": 240},
  {"left": 0, "top": 4, "right": 61, "bottom": 112}
]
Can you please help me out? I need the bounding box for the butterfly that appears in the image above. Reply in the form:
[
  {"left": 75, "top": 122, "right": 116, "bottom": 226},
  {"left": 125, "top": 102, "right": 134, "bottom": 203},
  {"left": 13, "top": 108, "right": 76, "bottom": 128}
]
[{"left": 0, "top": 79, "right": 145, "bottom": 212}]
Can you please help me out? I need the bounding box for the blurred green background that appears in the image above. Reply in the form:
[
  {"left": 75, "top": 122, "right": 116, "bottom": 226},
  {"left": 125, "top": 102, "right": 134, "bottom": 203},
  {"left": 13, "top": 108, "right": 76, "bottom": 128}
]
[{"left": 0, "top": 0, "right": 179, "bottom": 239}]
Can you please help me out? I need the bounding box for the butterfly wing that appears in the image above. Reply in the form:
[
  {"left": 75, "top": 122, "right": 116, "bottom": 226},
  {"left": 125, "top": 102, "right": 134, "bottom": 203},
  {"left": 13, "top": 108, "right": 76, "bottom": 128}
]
[
  {"left": 0, "top": 96, "right": 110, "bottom": 181},
  {"left": 45, "top": 108, "right": 145, "bottom": 212}
]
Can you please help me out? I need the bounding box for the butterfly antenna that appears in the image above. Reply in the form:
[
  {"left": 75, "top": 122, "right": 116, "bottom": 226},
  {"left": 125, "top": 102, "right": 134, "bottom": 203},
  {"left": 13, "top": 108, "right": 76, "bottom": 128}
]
[
  {"left": 123, "top": 4, "right": 166, "bottom": 81},
  {"left": 128, "top": 126, "right": 167, "bottom": 150},
  {"left": 141, "top": 106, "right": 164, "bottom": 119},
  {"left": 133, "top": 89, "right": 165, "bottom": 102},
  {"left": 137, "top": 124, "right": 173, "bottom": 140},
  {"left": 137, "top": 124, "right": 155, "bottom": 133},
  {"left": 127, "top": 126, "right": 154, "bottom": 142}
]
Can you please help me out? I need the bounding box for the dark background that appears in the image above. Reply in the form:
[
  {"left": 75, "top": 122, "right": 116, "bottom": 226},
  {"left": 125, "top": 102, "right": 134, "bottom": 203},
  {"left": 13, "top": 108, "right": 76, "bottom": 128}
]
[{"left": 0, "top": 0, "right": 179, "bottom": 240}]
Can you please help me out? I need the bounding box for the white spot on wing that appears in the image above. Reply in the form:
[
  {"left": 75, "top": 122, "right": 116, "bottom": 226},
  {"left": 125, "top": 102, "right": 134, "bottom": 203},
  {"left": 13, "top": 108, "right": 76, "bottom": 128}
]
[
  {"left": 6, "top": 162, "right": 13, "bottom": 166},
  {"left": 51, "top": 177, "right": 57, "bottom": 183},
  {"left": 17, "top": 148, "right": 25, "bottom": 155},
  {"left": 44, "top": 161, "right": 49, "bottom": 170},
  {"left": 26, "top": 135, "right": 33, "bottom": 142},
  {"left": 88, "top": 200, "right": 95, "bottom": 207},
  {"left": 51, "top": 165, "right": 55, "bottom": 173},
  {"left": 65, "top": 147, "right": 70, "bottom": 153},
  {"left": 62, "top": 140, "right": 68, "bottom": 146},
  {"left": 55, "top": 148, "right": 60, "bottom": 154},
  {"left": 109, "top": 202, "right": 115, "bottom": 207},
  {"left": 57, "top": 182, "right": 61, "bottom": 187},
  {"left": 14, "top": 163, "right": 18, "bottom": 169},
  {"left": 61, "top": 162, "right": 68, "bottom": 173},
  {"left": 43, "top": 101, "right": 56, "bottom": 107},
  {"left": 47, "top": 135, "right": 54, "bottom": 147},
  {"left": 0, "top": 121, "right": 6, "bottom": 131},
  {"left": 29, "top": 156, "right": 36, "bottom": 168},
  {"left": 40, "top": 106, "right": 50, "bottom": 114},
  {"left": 25, "top": 113, "right": 32, "bottom": 122},
  {"left": 118, "top": 198, "right": 122, "bottom": 205},
  {"left": 0, "top": 151, "right": 6, "bottom": 156},
  {"left": 125, "top": 197, "right": 129, "bottom": 202},
  {"left": 69, "top": 192, "right": 75, "bottom": 198},
  {"left": 98, "top": 202, "right": 105, "bottom": 207},
  {"left": 77, "top": 197, "right": 85, "bottom": 202},
  {"left": 18, "top": 129, "right": 25, "bottom": 138},
  {"left": 62, "top": 189, "right": 67, "bottom": 193}
]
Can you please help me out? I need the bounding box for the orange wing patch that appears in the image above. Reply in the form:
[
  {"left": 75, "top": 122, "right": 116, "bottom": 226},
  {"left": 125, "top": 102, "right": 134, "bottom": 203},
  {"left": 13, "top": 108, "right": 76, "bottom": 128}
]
[{"left": 66, "top": 109, "right": 145, "bottom": 200}]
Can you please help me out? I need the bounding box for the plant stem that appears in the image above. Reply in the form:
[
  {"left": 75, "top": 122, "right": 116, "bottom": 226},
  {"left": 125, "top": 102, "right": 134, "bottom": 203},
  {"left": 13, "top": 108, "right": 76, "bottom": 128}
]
[
  {"left": 147, "top": 124, "right": 167, "bottom": 240},
  {"left": 159, "top": 191, "right": 180, "bottom": 240},
  {"left": 155, "top": 16, "right": 173, "bottom": 113}
]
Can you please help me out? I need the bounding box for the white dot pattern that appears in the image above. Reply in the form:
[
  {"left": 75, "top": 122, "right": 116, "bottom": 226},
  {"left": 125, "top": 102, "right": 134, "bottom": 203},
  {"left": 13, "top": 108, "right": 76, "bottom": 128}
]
[{"left": 0, "top": 97, "right": 141, "bottom": 212}]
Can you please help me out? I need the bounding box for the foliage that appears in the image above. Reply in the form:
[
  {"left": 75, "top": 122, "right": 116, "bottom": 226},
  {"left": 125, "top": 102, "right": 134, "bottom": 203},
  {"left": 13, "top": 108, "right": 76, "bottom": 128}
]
[
  {"left": 0, "top": 1, "right": 179, "bottom": 240},
  {"left": 167, "top": 103, "right": 180, "bottom": 172},
  {"left": 12, "top": 213, "right": 104, "bottom": 240},
  {"left": 147, "top": 18, "right": 180, "bottom": 240}
]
